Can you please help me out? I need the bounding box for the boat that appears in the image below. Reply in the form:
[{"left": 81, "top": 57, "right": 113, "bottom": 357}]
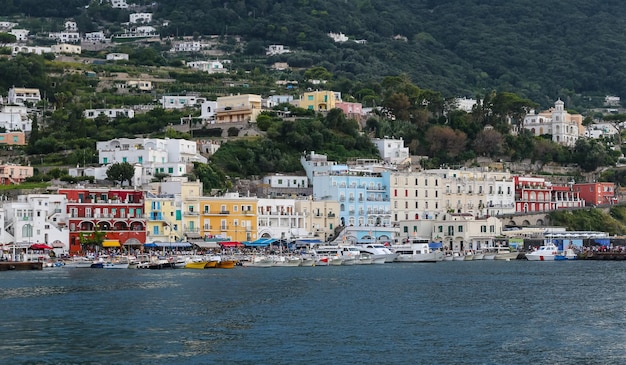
[
  {"left": 463, "top": 251, "right": 474, "bottom": 261},
  {"left": 494, "top": 246, "right": 519, "bottom": 260},
  {"left": 526, "top": 243, "right": 560, "bottom": 261},
  {"left": 63, "top": 256, "right": 96, "bottom": 268},
  {"left": 204, "top": 260, "right": 218, "bottom": 268},
  {"left": 357, "top": 243, "right": 397, "bottom": 263},
  {"left": 452, "top": 253, "right": 465, "bottom": 261},
  {"left": 555, "top": 248, "right": 578, "bottom": 261},
  {"left": 473, "top": 251, "right": 485, "bottom": 260},
  {"left": 185, "top": 261, "right": 209, "bottom": 269},
  {"left": 313, "top": 245, "right": 361, "bottom": 266},
  {"left": 216, "top": 259, "right": 237, "bottom": 269},
  {"left": 272, "top": 255, "right": 302, "bottom": 267},
  {"left": 393, "top": 239, "right": 444, "bottom": 263},
  {"left": 242, "top": 255, "right": 274, "bottom": 268}
]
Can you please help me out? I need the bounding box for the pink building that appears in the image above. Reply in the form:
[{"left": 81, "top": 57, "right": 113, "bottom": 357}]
[
  {"left": 573, "top": 182, "right": 617, "bottom": 206},
  {"left": 514, "top": 176, "right": 584, "bottom": 213},
  {"left": 335, "top": 101, "right": 363, "bottom": 119}
]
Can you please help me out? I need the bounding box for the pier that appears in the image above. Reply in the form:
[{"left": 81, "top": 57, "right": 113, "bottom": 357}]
[{"left": 0, "top": 262, "right": 44, "bottom": 271}]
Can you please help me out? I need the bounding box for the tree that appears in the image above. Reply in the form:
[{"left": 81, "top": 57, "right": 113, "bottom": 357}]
[
  {"left": 472, "top": 129, "right": 504, "bottom": 157},
  {"left": 106, "top": 162, "right": 135, "bottom": 186},
  {"left": 0, "top": 32, "right": 16, "bottom": 45}
]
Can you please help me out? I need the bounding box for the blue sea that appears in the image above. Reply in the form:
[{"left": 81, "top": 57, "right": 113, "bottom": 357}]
[{"left": 0, "top": 261, "right": 624, "bottom": 365}]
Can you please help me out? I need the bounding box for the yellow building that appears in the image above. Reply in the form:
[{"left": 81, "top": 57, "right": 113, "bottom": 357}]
[
  {"left": 199, "top": 193, "right": 258, "bottom": 242},
  {"left": 295, "top": 198, "right": 340, "bottom": 241},
  {"left": 215, "top": 94, "right": 262, "bottom": 123},
  {"left": 145, "top": 178, "right": 202, "bottom": 243},
  {"left": 298, "top": 90, "right": 340, "bottom": 111}
]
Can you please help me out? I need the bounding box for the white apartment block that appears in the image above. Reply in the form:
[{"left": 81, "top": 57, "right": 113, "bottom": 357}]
[
  {"left": 49, "top": 32, "right": 80, "bottom": 43},
  {"left": 604, "top": 95, "right": 621, "bottom": 107},
  {"left": 170, "top": 41, "right": 205, "bottom": 52},
  {"left": 585, "top": 122, "right": 619, "bottom": 139},
  {"left": 455, "top": 97, "right": 477, "bottom": 112},
  {"left": 160, "top": 95, "right": 205, "bottom": 109},
  {"left": 256, "top": 198, "right": 308, "bottom": 240},
  {"left": 372, "top": 137, "right": 410, "bottom": 165},
  {"left": 130, "top": 13, "right": 153, "bottom": 24},
  {"left": 84, "top": 108, "right": 135, "bottom": 119},
  {"left": 0, "top": 106, "right": 32, "bottom": 132},
  {"left": 0, "top": 22, "right": 18, "bottom": 30},
  {"left": 200, "top": 100, "right": 218, "bottom": 120},
  {"left": 94, "top": 138, "right": 208, "bottom": 185},
  {"left": 262, "top": 174, "right": 309, "bottom": 189},
  {"left": 2, "top": 194, "right": 70, "bottom": 253},
  {"left": 389, "top": 168, "right": 515, "bottom": 224},
  {"left": 84, "top": 31, "right": 106, "bottom": 42},
  {"left": 8, "top": 87, "right": 41, "bottom": 106},
  {"left": 397, "top": 215, "right": 502, "bottom": 252},
  {"left": 9, "top": 29, "right": 29, "bottom": 42}
]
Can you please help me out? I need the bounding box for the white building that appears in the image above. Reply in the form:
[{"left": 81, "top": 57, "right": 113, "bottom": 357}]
[
  {"left": 84, "top": 108, "right": 135, "bottom": 119},
  {"left": 0, "top": 106, "right": 32, "bottom": 132},
  {"left": 106, "top": 53, "right": 129, "bottom": 61},
  {"left": 585, "top": 122, "right": 619, "bottom": 139},
  {"left": 87, "top": 138, "right": 208, "bottom": 185},
  {"left": 200, "top": 100, "right": 218, "bottom": 121},
  {"left": 51, "top": 43, "right": 81, "bottom": 54},
  {"left": 372, "top": 137, "right": 410, "bottom": 165},
  {"left": 266, "top": 44, "right": 290, "bottom": 56},
  {"left": 522, "top": 99, "right": 584, "bottom": 147},
  {"left": 328, "top": 32, "right": 348, "bottom": 42},
  {"left": 170, "top": 41, "right": 205, "bottom": 52},
  {"left": 2, "top": 194, "right": 70, "bottom": 254},
  {"left": 49, "top": 32, "right": 80, "bottom": 43},
  {"left": 187, "top": 60, "right": 228, "bottom": 74},
  {"left": 160, "top": 95, "right": 205, "bottom": 109},
  {"left": 109, "top": 0, "right": 129, "bottom": 9},
  {"left": 605, "top": 96, "right": 621, "bottom": 107},
  {"left": 256, "top": 198, "right": 308, "bottom": 240},
  {"left": 11, "top": 45, "right": 52, "bottom": 56},
  {"left": 397, "top": 215, "right": 502, "bottom": 253},
  {"left": 9, "top": 29, "right": 29, "bottom": 42},
  {"left": 130, "top": 13, "right": 153, "bottom": 24},
  {"left": 0, "top": 22, "right": 18, "bottom": 31},
  {"left": 8, "top": 87, "right": 41, "bottom": 106},
  {"left": 455, "top": 97, "right": 477, "bottom": 112},
  {"left": 84, "top": 31, "right": 106, "bottom": 42},
  {"left": 65, "top": 21, "right": 78, "bottom": 32}
]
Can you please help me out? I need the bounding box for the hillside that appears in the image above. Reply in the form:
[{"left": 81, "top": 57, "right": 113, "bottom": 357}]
[{"left": 1, "top": 1, "right": 626, "bottom": 107}]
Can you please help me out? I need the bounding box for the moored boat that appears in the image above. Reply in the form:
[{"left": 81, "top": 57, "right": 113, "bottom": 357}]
[
  {"left": 393, "top": 238, "right": 444, "bottom": 263},
  {"left": 526, "top": 243, "right": 560, "bottom": 261}
]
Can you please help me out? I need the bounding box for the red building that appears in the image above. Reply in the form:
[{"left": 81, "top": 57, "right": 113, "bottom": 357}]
[
  {"left": 573, "top": 182, "right": 617, "bottom": 206},
  {"left": 514, "top": 176, "right": 584, "bottom": 213},
  {"left": 59, "top": 188, "right": 146, "bottom": 253}
]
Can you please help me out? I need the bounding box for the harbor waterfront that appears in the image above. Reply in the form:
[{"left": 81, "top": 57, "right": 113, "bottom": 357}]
[{"left": 1, "top": 261, "right": 625, "bottom": 364}]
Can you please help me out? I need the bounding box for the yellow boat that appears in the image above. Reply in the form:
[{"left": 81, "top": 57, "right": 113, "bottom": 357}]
[
  {"left": 204, "top": 260, "right": 218, "bottom": 268},
  {"left": 216, "top": 260, "right": 237, "bottom": 269},
  {"left": 184, "top": 261, "right": 208, "bottom": 269}
]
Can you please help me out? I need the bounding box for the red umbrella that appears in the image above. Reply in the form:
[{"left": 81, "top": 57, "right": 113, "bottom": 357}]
[{"left": 30, "top": 244, "right": 53, "bottom": 250}]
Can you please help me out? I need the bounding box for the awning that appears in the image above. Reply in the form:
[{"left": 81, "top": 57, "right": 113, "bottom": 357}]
[
  {"left": 30, "top": 243, "right": 53, "bottom": 250},
  {"left": 429, "top": 242, "right": 443, "bottom": 249},
  {"left": 295, "top": 239, "right": 322, "bottom": 245},
  {"left": 185, "top": 232, "right": 202, "bottom": 239},
  {"left": 51, "top": 240, "right": 65, "bottom": 248},
  {"left": 219, "top": 241, "right": 242, "bottom": 247},
  {"left": 123, "top": 238, "right": 142, "bottom": 246},
  {"left": 191, "top": 241, "right": 221, "bottom": 249},
  {"left": 244, "top": 238, "right": 277, "bottom": 247},
  {"left": 102, "top": 240, "right": 121, "bottom": 248},
  {"left": 154, "top": 242, "right": 192, "bottom": 248}
]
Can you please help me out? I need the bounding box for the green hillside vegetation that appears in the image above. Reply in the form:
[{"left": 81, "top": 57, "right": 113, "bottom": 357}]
[{"left": 549, "top": 206, "right": 626, "bottom": 236}]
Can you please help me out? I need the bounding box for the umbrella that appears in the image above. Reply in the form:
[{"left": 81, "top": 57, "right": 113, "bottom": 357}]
[{"left": 30, "top": 243, "right": 53, "bottom": 250}]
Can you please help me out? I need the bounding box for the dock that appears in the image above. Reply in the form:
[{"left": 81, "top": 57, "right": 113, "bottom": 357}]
[
  {"left": 579, "top": 252, "right": 626, "bottom": 260},
  {"left": 0, "top": 262, "right": 44, "bottom": 271}
]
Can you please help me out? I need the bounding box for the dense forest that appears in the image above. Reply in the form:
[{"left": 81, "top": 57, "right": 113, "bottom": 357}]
[{"left": 2, "top": 1, "right": 626, "bottom": 106}]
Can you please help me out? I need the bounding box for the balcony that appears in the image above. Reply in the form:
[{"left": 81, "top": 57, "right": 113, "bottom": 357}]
[{"left": 219, "top": 210, "right": 230, "bottom": 214}]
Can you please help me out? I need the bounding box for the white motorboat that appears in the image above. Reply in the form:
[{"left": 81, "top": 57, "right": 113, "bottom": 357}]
[
  {"left": 272, "top": 255, "right": 302, "bottom": 267},
  {"left": 526, "top": 243, "right": 560, "bottom": 261},
  {"left": 473, "top": 252, "right": 485, "bottom": 260},
  {"left": 393, "top": 239, "right": 444, "bottom": 263},
  {"left": 63, "top": 256, "right": 96, "bottom": 268},
  {"left": 494, "top": 246, "right": 519, "bottom": 260},
  {"left": 357, "top": 243, "right": 397, "bottom": 263},
  {"left": 242, "top": 255, "right": 274, "bottom": 268}
]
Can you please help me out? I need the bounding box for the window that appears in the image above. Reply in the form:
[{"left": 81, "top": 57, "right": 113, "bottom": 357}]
[
  {"left": 489, "top": 225, "right": 495, "bottom": 233},
  {"left": 458, "top": 226, "right": 463, "bottom": 233},
  {"left": 481, "top": 225, "right": 486, "bottom": 233}
]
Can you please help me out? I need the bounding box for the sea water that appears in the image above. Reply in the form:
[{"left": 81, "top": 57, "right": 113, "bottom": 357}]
[{"left": 0, "top": 261, "right": 624, "bottom": 365}]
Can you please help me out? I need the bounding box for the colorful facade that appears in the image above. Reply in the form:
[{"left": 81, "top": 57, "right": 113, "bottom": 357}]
[
  {"left": 59, "top": 188, "right": 146, "bottom": 253},
  {"left": 573, "top": 182, "right": 617, "bottom": 206},
  {"left": 199, "top": 193, "right": 258, "bottom": 242}
]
